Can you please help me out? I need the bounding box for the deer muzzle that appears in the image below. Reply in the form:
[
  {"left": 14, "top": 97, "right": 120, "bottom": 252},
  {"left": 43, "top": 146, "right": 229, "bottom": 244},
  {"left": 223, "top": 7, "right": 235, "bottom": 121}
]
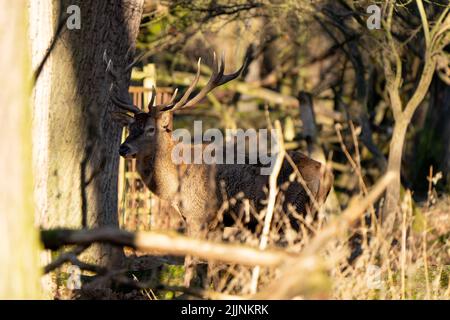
[{"left": 119, "top": 144, "right": 137, "bottom": 158}]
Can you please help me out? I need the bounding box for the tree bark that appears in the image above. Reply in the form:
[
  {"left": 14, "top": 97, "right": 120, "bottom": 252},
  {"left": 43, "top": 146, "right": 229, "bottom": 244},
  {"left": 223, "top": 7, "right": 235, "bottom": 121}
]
[
  {"left": 0, "top": 0, "right": 42, "bottom": 299},
  {"left": 382, "top": 49, "right": 437, "bottom": 222},
  {"left": 30, "top": 0, "right": 144, "bottom": 270},
  {"left": 384, "top": 119, "right": 408, "bottom": 220}
]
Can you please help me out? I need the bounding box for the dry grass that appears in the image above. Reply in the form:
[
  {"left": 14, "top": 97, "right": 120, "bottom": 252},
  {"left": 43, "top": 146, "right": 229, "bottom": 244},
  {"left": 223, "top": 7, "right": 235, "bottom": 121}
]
[
  {"left": 329, "top": 195, "right": 449, "bottom": 299},
  {"left": 190, "top": 183, "right": 449, "bottom": 300},
  {"left": 115, "top": 169, "right": 449, "bottom": 300}
]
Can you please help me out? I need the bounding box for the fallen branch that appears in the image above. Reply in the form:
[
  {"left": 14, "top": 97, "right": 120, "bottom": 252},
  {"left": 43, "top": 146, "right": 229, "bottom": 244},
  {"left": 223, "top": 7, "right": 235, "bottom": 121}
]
[{"left": 41, "top": 228, "right": 296, "bottom": 268}]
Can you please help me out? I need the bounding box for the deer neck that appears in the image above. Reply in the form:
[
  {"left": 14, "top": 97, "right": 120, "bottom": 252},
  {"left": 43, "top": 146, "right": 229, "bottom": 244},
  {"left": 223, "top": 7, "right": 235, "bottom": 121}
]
[{"left": 136, "top": 130, "right": 180, "bottom": 201}]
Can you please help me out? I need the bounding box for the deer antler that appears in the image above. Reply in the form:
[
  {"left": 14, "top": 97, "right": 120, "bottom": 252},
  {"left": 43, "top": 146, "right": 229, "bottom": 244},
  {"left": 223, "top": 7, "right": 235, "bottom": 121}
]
[
  {"left": 104, "top": 50, "right": 142, "bottom": 115},
  {"left": 157, "top": 52, "right": 248, "bottom": 113},
  {"left": 104, "top": 50, "right": 248, "bottom": 116}
]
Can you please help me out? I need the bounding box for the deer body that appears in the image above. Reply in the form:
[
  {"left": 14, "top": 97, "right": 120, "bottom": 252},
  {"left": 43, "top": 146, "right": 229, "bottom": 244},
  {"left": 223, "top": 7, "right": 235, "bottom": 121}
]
[{"left": 129, "top": 115, "right": 331, "bottom": 238}]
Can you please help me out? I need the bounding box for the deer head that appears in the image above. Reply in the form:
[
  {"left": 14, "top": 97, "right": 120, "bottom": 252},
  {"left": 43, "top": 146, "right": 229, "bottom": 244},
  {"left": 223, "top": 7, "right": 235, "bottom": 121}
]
[{"left": 104, "top": 52, "right": 247, "bottom": 161}]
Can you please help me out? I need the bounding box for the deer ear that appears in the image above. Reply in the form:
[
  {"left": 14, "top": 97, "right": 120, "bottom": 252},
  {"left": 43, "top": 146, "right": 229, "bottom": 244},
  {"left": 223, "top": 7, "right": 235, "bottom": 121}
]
[
  {"left": 159, "top": 112, "right": 173, "bottom": 131},
  {"left": 111, "top": 112, "right": 135, "bottom": 127}
]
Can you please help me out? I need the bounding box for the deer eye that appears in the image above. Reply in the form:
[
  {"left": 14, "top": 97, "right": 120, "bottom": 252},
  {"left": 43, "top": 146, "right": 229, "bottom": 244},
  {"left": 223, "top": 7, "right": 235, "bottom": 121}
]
[{"left": 146, "top": 127, "right": 155, "bottom": 136}]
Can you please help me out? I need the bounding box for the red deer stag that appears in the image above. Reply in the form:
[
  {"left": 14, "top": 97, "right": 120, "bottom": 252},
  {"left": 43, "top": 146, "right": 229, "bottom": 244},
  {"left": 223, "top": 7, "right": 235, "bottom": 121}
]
[{"left": 104, "top": 51, "right": 333, "bottom": 286}]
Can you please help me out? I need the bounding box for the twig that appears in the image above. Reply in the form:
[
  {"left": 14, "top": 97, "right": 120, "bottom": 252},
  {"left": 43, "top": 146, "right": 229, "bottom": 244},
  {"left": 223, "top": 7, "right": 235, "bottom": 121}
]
[
  {"left": 335, "top": 123, "right": 368, "bottom": 195},
  {"left": 335, "top": 122, "right": 377, "bottom": 233},
  {"left": 416, "top": 0, "right": 431, "bottom": 48},
  {"left": 250, "top": 120, "right": 285, "bottom": 293},
  {"left": 43, "top": 245, "right": 88, "bottom": 274},
  {"left": 400, "top": 191, "right": 410, "bottom": 299}
]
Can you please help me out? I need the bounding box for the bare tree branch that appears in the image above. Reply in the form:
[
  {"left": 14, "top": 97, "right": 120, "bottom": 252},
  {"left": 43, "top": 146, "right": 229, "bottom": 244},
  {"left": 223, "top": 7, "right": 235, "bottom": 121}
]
[{"left": 41, "top": 228, "right": 295, "bottom": 268}]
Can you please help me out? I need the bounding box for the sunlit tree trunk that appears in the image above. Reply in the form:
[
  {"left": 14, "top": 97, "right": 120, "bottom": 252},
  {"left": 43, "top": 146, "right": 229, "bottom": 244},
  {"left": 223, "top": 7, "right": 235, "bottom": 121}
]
[
  {"left": 29, "top": 0, "right": 144, "bottom": 291},
  {"left": 383, "top": 57, "right": 436, "bottom": 222},
  {"left": 384, "top": 119, "right": 408, "bottom": 220},
  {"left": 0, "top": 0, "right": 42, "bottom": 299},
  {"left": 381, "top": 0, "right": 448, "bottom": 224}
]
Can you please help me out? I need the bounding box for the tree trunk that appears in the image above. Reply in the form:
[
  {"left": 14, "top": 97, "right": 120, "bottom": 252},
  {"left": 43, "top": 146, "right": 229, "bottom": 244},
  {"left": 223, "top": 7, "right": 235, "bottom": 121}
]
[
  {"left": 30, "top": 0, "right": 144, "bottom": 272},
  {"left": 0, "top": 0, "right": 42, "bottom": 299},
  {"left": 383, "top": 119, "right": 408, "bottom": 221}
]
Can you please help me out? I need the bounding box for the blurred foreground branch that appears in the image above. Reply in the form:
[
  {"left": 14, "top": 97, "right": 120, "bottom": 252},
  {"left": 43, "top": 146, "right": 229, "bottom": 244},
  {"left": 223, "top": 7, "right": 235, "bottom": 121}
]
[{"left": 41, "top": 228, "right": 295, "bottom": 268}]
